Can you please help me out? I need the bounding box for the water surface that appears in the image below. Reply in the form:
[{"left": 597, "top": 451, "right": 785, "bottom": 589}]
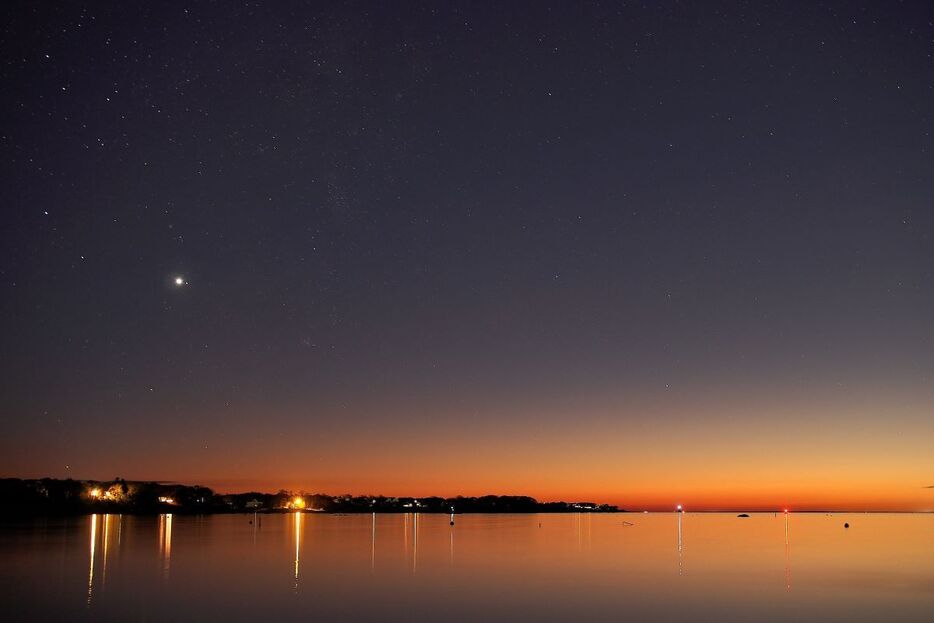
[{"left": 2, "top": 512, "right": 932, "bottom": 621}]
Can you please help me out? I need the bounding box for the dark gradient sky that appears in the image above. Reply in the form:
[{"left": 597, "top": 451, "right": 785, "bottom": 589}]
[{"left": 2, "top": 1, "right": 932, "bottom": 509}]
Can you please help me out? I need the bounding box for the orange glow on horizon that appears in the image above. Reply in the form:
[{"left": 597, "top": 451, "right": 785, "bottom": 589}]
[{"left": 10, "top": 388, "right": 934, "bottom": 512}]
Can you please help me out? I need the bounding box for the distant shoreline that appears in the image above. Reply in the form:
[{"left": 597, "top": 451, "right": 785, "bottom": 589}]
[
  {"left": 0, "top": 477, "right": 619, "bottom": 515},
  {"left": 2, "top": 477, "right": 928, "bottom": 515}
]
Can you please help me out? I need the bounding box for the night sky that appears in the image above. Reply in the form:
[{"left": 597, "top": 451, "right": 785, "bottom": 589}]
[{"left": 2, "top": 1, "right": 932, "bottom": 510}]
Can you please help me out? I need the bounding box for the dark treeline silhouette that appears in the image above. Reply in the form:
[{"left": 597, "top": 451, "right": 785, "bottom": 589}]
[{"left": 0, "top": 478, "right": 620, "bottom": 515}]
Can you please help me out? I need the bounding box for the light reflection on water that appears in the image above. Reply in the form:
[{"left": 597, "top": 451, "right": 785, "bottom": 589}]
[
  {"left": 2, "top": 512, "right": 933, "bottom": 622},
  {"left": 86, "top": 513, "right": 96, "bottom": 606},
  {"left": 292, "top": 511, "right": 301, "bottom": 588}
]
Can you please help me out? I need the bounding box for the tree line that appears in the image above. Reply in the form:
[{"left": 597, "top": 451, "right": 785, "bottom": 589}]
[{"left": 0, "top": 478, "right": 620, "bottom": 515}]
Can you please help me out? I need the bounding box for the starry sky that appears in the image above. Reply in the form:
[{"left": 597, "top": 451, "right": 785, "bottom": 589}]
[{"left": 2, "top": 1, "right": 933, "bottom": 510}]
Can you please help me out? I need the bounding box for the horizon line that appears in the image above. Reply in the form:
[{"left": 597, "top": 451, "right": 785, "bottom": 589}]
[{"left": 5, "top": 475, "right": 932, "bottom": 513}]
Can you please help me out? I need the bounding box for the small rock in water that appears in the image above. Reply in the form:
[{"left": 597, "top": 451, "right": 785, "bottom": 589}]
[
  {"left": 737, "top": 513, "right": 750, "bottom": 518},
  {"left": 844, "top": 522, "right": 849, "bottom": 528}
]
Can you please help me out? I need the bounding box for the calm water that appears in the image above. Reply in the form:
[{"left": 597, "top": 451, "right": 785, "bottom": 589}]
[{"left": 2, "top": 512, "right": 932, "bottom": 622}]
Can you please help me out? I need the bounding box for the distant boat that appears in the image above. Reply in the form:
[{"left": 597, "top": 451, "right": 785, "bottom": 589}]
[{"left": 737, "top": 513, "right": 750, "bottom": 518}]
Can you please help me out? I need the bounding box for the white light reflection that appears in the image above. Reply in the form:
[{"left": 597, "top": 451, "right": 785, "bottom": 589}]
[
  {"left": 101, "top": 514, "right": 111, "bottom": 589},
  {"left": 412, "top": 512, "right": 419, "bottom": 574},
  {"left": 87, "top": 514, "right": 98, "bottom": 606},
  {"left": 784, "top": 510, "right": 792, "bottom": 590},
  {"left": 677, "top": 507, "right": 683, "bottom": 576}
]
